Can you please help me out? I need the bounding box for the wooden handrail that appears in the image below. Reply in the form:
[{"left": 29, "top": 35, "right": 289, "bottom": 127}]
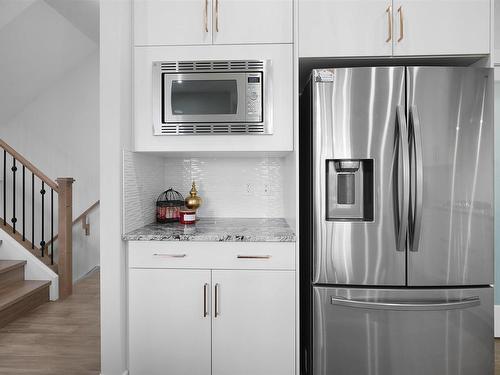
[
  {"left": 46, "top": 200, "right": 100, "bottom": 247},
  {"left": 74, "top": 200, "right": 100, "bottom": 225},
  {"left": 0, "top": 139, "right": 59, "bottom": 192}
]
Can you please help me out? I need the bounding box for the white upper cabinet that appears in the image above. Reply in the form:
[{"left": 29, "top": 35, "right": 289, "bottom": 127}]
[
  {"left": 299, "top": 0, "right": 491, "bottom": 58},
  {"left": 212, "top": 0, "right": 293, "bottom": 44},
  {"left": 134, "top": 0, "right": 213, "bottom": 46},
  {"left": 134, "top": 0, "right": 292, "bottom": 46},
  {"left": 392, "top": 0, "right": 490, "bottom": 56},
  {"left": 211, "top": 270, "right": 295, "bottom": 375},
  {"left": 299, "top": 0, "right": 394, "bottom": 57}
]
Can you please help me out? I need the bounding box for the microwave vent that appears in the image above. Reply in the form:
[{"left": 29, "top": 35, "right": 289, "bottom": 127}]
[
  {"left": 160, "top": 123, "right": 267, "bottom": 135},
  {"left": 158, "top": 60, "right": 265, "bottom": 73}
]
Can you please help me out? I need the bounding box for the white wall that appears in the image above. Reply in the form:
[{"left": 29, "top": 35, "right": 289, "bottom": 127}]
[
  {"left": 100, "top": 0, "right": 132, "bottom": 373},
  {"left": 1, "top": 51, "right": 100, "bottom": 282},
  {"left": 73, "top": 207, "right": 100, "bottom": 282}
]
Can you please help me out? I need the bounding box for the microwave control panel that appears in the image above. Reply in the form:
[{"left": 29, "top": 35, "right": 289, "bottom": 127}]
[{"left": 246, "top": 72, "right": 263, "bottom": 122}]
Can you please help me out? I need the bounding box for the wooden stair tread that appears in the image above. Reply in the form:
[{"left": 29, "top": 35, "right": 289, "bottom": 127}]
[
  {"left": 0, "top": 260, "right": 26, "bottom": 275},
  {"left": 0, "top": 280, "right": 51, "bottom": 312}
]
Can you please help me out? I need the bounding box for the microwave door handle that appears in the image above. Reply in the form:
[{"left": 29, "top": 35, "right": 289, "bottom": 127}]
[
  {"left": 331, "top": 296, "right": 480, "bottom": 311},
  {"left": 396, "top": 105, "right": 410, "bottom": 251},
  {"left": 409, "top": 105, "right": 423, "bottom": 252}
]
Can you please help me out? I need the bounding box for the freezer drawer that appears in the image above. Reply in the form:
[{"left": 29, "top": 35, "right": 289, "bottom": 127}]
[{"left": 312, "top": 286, "right": 493, "bottom": 375}]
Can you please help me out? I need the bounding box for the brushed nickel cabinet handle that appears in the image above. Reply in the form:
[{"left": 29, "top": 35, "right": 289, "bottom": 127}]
[
  {"left": 385, "top": 5, "right": 392, "bottom": 42},
  {"left": 214, "top": 283, "right": 220, "bottom": 317},
  {"left": 397, "top": 6, "right": 404, "bottom": 42},
  {"left": 237, "top": 255, "right": 272, "bottom": 259},
  {"left": 215, "top": 0, "right": 219, "bottom": 32},
  {"left": 152, "top": 253, "right": 186, "bottom": 258},
  {"left": 203, "top": 283, "right": 209, "bottom": 317},
  {"left": 204, "top": 0, "right": 208, "bottom": 32}
]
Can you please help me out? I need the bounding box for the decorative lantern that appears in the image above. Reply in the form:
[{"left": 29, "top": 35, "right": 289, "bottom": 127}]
[{"left": 156, "top": 188, "right": 184, "bottom": 223}]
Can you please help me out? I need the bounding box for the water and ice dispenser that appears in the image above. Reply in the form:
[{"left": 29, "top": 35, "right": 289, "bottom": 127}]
[{"left": 326, "top": 159, "right": 374, "bottom": 221}]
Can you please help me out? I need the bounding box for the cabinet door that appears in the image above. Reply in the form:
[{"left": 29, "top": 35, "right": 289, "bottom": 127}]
[
  {"left": 299, "top": 0, "right": 393, "bottom": 57},
  {"left": 212, "top": 0, "right": 292, "bottom": 44},
  {"left": 129, "top": 269, "right": 212, "bottom": 375},
  {"left": 134, "top": 0, "right": 212, "bottom": 46},
  {"left": 212, "top": 270, "right": 295, "bottom": 375},
  {"left": 393, "top": 0, "right": 490, "bottom": 56}
]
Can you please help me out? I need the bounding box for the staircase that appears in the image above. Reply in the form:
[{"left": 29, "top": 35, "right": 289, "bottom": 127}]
[
  {"left": 0, "top": 260, "right": 50, "bottom": 329},
  {"left": 0, "top": 138, "right": 74, "bottom": 301}
]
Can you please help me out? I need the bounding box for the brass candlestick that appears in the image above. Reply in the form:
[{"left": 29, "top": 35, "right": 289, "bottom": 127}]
[{"left": 185, "top": 181, "right": 202, "bottom": 210}]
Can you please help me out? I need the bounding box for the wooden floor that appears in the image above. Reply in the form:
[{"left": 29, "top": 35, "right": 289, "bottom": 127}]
[{"left": 0, "top": 269, "right": 100, "bottom": 374}]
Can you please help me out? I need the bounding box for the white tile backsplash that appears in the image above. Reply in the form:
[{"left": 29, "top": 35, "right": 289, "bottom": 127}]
[
  {"left": 123, "top": 151, "right": 166, "bottom": 233},
  {"left": 165, "top": 157, "right": 285, "bottom": 218},
  {"left": 123, "top": 152, "right": 288, "bottom": 233}
]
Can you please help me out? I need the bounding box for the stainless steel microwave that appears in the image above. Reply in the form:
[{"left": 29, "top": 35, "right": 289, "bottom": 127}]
[{"left": 152, "top": 60, "right": 271, "bottom": 135}]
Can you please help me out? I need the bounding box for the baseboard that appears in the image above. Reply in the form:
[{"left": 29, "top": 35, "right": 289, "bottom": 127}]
[{"left": 495, "top": 305, "right": 500, "bottom": 338}]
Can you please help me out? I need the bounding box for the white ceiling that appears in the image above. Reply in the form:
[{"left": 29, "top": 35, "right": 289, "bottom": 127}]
[{"left": 0, "top": 0, "right": 98, "bottom": 123}]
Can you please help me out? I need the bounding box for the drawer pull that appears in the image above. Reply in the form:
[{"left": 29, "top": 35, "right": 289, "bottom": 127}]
[
  {"left": 215, "top": 283, "right": 220, "bottom": 318},
  {"left": 237, "top": 255, "right": 272, "bottom": 259},
  {"left": 153, "top": 253, "right": 187, "bottom": 258},
  {"left": 203, "top": 283, "right": 209, "bottom": 317},
  {"left": 385, "top": 5, "right": 392, "bottom": 43},
  {"left": 204, "top": 0, "right": 208, "bottom": 33},
  {"left": 397, "top": 6, "right": 404, "bottom": 42},
  {"left": 215, "top": 0, "right": 219, "bottom": 32}
]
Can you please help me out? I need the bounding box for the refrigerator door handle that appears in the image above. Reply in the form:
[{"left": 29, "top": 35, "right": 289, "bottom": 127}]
[
  {"left": 395, "top": 106, "right": 410, "bottom": 251},
  {"left": 331, "top": 296, "right": 480, "bottom": 311},
  {"left": 409, "top": 105, "right": 424, "bottom": 252}
]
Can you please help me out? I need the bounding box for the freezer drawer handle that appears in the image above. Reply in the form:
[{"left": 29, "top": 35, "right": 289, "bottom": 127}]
[
  {"left": 152, "top": 253, "right": 187, "bottom": 258},
  {"left": 331, "top": 296, "right": 480, "bottom": 311}
]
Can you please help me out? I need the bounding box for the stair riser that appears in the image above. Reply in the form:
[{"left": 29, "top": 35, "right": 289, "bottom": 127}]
[
  {"left": 0, "top": 267, "right": 24, "bottom": 288},
  {"left": 0, "top": 285, "right": 49, "bottom": 329}
]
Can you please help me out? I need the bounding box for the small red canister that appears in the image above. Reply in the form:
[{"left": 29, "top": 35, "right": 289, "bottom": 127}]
[{"left": 179, "top": 208, "right": 196, "bottom": 224}]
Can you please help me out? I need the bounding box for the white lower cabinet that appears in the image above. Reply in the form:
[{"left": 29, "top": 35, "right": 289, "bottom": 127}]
[
  {"left": 129, "top": 268, "right": 212, "bottom": 375},
  {"left": 128, "top": 243, "right": 296, "bottom": 375},
  {"left": 212, "top": 270, "right": 295, "bottom": 375}
]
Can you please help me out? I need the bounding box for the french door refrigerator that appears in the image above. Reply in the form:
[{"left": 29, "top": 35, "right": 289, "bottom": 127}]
[{"left": 299, "top": 67, "right": 493, "bottom": 375}]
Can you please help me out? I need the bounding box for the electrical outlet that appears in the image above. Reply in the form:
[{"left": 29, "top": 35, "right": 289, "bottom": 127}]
[
  {"left": 245, "top": 183, "right": 255, "bottom": 195},
  {"left": 263, "top": 183, "right": 271, "bottom": 196}
]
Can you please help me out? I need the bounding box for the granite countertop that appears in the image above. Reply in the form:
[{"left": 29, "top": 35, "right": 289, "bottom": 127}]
[{"left": 123, "top": 218, "right": 296, "bottom": 242}]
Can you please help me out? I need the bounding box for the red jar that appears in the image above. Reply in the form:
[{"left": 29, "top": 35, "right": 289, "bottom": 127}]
[{"left": 179, "top": 209, "right": 196, "bottom": 224}]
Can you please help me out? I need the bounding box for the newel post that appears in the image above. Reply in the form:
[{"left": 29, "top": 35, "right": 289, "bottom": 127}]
[{"left": 57, "top": 177, "right": 74, "bottom": 299}]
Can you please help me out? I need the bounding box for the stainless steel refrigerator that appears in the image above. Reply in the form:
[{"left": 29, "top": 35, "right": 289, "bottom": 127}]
[{"left": 299, "top": 66, "right": 493, "bottom": 375}]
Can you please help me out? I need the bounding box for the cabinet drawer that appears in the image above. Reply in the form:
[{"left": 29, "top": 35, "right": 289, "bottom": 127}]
[{"left": 128, "top": 241, "right": 295, "bottom": 270}]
